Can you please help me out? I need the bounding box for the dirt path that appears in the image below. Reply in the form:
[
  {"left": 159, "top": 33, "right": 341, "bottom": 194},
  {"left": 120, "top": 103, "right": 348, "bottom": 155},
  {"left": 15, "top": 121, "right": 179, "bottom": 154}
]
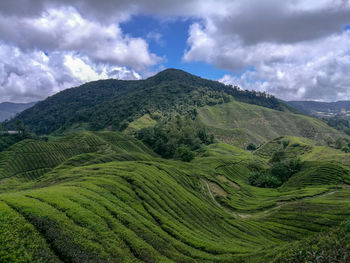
[
  {"left": 204, "top": 180, "right": 251, "bottom": 219},
  {"left": 204, "top": 180, "right": 223, "bottom": 208},
  {"left": 204, "top": 178, "right": 343, "bottom": 219}
]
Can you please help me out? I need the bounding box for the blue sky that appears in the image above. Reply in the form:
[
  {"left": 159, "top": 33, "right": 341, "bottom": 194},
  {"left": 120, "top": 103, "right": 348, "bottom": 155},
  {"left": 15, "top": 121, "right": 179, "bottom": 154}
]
[{"left": 120, "top": 15, "right": 231, "bottom": 79}]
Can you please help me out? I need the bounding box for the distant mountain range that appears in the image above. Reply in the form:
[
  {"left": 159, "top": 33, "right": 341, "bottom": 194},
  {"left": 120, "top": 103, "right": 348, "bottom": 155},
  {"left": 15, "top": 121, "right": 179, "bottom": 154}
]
[
  {"left": 0, "top": 101, "right": 37, "bottom": 122},
  {"left": 287, "top": 100, "right": 350, "bottom": 118}
]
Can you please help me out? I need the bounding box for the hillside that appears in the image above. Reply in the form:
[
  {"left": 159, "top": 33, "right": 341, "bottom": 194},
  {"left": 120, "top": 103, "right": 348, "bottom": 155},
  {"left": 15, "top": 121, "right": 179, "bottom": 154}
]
[
  {"left": 287, "top": 100, "right": 350, "bottom": 117},
  {"left": 6, "top": 69, "right": 288, "bottom": 134},
  {"left": 197, "top": 100, "right": 346, "bottom": 147},
  {"left": 0, "top": 101, "right": 37, "bottom": 122},
  {"left": 0, "top": 131, "right": 349, "bottom": 262}
]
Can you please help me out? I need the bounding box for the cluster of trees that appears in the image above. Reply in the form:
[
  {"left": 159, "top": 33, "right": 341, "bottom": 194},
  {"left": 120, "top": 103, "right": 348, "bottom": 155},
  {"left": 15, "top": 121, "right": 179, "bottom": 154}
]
[
  {"left": 323, "top": 117, "right": 350, "bottom": 136},
  {"left": 136, "top": 114, "right": 214, "bottom": 161},
  {"left": 324, "top": 136, "right": 350, "bottom": 153},
  {"left": 249, "top": 150, "right": 302, "bottom": 188}
]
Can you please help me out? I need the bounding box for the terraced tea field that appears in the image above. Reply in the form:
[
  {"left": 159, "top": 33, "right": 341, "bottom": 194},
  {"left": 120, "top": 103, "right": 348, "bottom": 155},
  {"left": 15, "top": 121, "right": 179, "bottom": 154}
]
[{"left": 0, "top": 132, "right": 349, "bottom": 262}]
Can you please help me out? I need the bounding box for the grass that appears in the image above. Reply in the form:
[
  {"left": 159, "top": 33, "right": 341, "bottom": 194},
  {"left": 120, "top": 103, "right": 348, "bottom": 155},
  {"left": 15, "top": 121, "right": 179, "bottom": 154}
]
[
  {"left": 0, "top": 132, "right": 349, "bottom": 262},
  {"left": 197, "top": 100, "right": 346, "bottom": 147},
  {"left": 125, "top": 114, "right": 157, "bottom": 133}
]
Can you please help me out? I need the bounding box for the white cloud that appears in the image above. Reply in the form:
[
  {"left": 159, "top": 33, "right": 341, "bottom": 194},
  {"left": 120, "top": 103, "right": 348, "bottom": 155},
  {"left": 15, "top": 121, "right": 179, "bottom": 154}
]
[
  {"left": 0, "top": 5, "right": 160, "bottom": 102},
  {"left": 218, "top": 32, "right": 350, "bottom": 101},
  {"left": 0, "top": 7, "right": 160, "bottom": 70},
  {"left": 0, "top": 43, "right": 141, "bottom": 103},
  {"left": 184, "top": 0, "right": 350, "bottom": 101}
]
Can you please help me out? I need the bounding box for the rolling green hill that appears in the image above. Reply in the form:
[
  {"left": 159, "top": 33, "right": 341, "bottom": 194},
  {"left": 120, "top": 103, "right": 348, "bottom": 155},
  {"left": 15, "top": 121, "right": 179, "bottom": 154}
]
[
  {"left": 0, "top": 131, "right": 349, "bottom": 262},
  {"left": 6, "top": 69, "right": 290, "bottom": 135},
  {"left": 197, "top": 100, "right": 346, "bottom": 147}
]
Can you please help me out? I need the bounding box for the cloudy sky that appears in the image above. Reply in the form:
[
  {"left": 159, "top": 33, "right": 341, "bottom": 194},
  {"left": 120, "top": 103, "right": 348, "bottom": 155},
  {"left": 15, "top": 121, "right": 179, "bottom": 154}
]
[{"left": 0, "top": 0, "right": 349, "bottom": 103}]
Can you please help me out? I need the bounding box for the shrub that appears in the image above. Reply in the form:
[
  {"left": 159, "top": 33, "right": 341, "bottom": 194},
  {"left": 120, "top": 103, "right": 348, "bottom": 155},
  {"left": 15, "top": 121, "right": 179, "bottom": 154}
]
[
  {"left": 175, "top": 146, "right": 195, "bottom": 162},
  {"left": 246, "top": 143, "right": 257, "bottom": 151},
  {"left": 249, "top": 156, "right": 302, "bottom": 188},
  {"left": 249, "top": 171, "right": 282, "bottom": 188}
]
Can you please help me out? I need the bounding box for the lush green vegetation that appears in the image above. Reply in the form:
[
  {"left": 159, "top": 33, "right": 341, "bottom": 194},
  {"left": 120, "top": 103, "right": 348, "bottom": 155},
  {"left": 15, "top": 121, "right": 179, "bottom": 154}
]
[
  {"left": 6, "top": 69, "right": 291, "bottom": 135},
  {"left": 249, "top": 157, "right": 302, "bottom": 188},
  {"left": 136, "top": 114, "right": 214, "bottom": 160},
  {"left": 323, "top": 117, "right": 350, "bottom": 135},
  {"left": 197, "top": 100, "right": 345, "bottom": 148},
  {"left": 0, "top": 131, "right": 349, "bottom": 262},
  {"left": 271, "top": 220, "right": 350, "bottom": 262},
  {"left": 2, "top": 70, "right": 350, "bottom": 262}
]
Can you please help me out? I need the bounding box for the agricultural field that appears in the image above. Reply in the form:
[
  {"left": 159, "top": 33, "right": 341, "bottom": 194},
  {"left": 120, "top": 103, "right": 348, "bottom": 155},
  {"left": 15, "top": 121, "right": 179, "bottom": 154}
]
[
  {"left": 0, "top": 131, "right": 349, "bottom": 262},
  {"left": 198, "top": 100, "right": 346, "bottom": 148}
]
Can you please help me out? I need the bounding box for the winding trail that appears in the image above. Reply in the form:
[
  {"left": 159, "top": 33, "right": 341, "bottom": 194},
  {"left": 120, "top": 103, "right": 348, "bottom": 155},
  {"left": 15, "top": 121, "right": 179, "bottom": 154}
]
[{"left": 204, "top": 179, "right": 342, "bottom": 219}]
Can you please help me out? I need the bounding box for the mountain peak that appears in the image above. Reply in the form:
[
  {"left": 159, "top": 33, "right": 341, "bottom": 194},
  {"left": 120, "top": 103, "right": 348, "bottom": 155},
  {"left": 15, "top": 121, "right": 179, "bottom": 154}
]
[{"left": 148, "top": 68, "right": 200, "bottom": 82}]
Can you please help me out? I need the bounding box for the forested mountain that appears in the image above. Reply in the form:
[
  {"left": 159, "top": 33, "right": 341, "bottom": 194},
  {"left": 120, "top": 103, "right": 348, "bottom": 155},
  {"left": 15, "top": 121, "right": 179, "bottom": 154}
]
[
  {"left": 287, "top": 100, "right": 350, "bottom": 117},
  {"left": 0, "top": 101, "right": 37, "bottom": 122},
  {"left": 6, "top": 69, "right": 289, "bottom": 134}
]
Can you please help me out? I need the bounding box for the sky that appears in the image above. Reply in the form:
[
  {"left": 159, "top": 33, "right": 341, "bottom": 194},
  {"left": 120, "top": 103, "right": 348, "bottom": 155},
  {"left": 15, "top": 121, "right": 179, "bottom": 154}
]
[{"left": 0, "top": 0, "right": 349, "bottom": 103}]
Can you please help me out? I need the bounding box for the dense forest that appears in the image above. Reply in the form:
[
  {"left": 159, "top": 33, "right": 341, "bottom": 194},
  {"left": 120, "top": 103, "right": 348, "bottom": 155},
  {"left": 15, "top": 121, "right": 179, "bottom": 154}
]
[{"left": 6, "top": 69, "right": 287, "bottom": 135}]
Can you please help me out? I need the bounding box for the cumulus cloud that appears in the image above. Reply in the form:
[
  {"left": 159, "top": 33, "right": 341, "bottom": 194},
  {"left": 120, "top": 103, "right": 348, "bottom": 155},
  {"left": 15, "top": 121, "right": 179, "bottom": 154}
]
[
  {"left": 1, "top": 0, "right": 350, "bottom": 102},
  {"left": 184, "top": 0, "right": 350, "bottom": 101},
  {"left": 0, "top": 2, "right": 162, "bottom": 102},
  {"left": 0, "top": 43, "right": 141, "bottom": 103},
  {"left": 0, "top": 7, "right": 160, "bottom": 70}
]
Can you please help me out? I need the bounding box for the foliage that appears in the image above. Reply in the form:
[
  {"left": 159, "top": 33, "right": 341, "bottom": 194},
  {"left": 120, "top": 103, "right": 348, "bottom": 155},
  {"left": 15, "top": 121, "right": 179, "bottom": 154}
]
[
  {"left": 0, "top": 132, "right": 350, "bottom": 262},
  {"left": 249, "top": 148, "right": 302, "bottom": 188},
  {"left": 272, "top": 220, "right": 350, "bottom": 263},
  {"left": 246, "top": 143, "right": 257, "bottom": 151},
  {"left": 6, "top": 69, "right": 286, "bottom": 135},
  {"left": 323, "top": 116, "right": 350, "bottom": 135},
  {"left": 198, "top": 101, "right": 345, "bottom": 149},
  {"left": 175, "top": 146, "right": 195, "bottom": 162},
  {"left": 137, "top": 114, "right": 214, "bottom": 159}
]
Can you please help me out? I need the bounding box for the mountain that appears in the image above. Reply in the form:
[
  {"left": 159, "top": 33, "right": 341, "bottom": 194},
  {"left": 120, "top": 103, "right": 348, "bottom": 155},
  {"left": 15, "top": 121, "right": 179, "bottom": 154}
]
[
  {"left": 287, "top": 100, "right": 350, "bottom": 117},
  {"left": 6, "top": 69, "right": 289, "bottom": 134},
  {"left": 0, "top": 101, "right": 37, "bottom": 122},
  {"left": 5, "top": 69, "right": 344, "bottom": 148}
]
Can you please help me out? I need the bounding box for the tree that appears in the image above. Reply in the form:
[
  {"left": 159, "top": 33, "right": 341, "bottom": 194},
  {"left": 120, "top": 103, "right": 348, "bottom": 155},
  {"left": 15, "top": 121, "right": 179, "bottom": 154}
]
[
  {"left": 0, "top": 123, "right": 7, "bottom": 133},
  {"left": 335, "top": 137, "right": 344, "bottom": 149},
  {"left": 325, "top": 136, "right": 334, "bottom": 147},
  {"left": 247, "top": 143, "right": 257, "bottom": 151},
  {"left": 175, "top": 146, "right": 195, "bottom": 162},
  {"left": 14, "top": 120, "right": 29, "bottom": 138}
]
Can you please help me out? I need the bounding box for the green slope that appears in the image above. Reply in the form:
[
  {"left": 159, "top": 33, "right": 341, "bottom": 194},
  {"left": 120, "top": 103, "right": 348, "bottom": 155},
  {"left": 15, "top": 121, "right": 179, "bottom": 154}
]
[
  {"left": 6, "top": 69, "right": 287, "bottom": 134},
  {"left": 0, "top": 132, "right": 350, "bottom": 262},
  {"left": 0, "top": 132, "right": 155, "bottom": 190},
  {"left": 198, "top": 100, "right": 346, "bottom": 147},
  {"left": 255, "top": 135, "right": 350, "bottom": 167}
]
